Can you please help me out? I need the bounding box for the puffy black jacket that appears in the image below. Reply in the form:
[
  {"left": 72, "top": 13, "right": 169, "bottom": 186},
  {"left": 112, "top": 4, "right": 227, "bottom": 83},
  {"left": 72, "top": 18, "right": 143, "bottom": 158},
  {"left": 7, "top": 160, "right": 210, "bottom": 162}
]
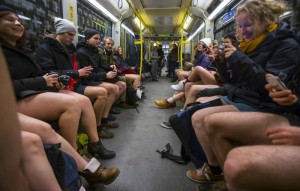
[
  {"left": 76, "top": 41, "right": 107, "bottom": 86},
  {"left": 226, "top": 22, "right": 300, "bottom": 114}
]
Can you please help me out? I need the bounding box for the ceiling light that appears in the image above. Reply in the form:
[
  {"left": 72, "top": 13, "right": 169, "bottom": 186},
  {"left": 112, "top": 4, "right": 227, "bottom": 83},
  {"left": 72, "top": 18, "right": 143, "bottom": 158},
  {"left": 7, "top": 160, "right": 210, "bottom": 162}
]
[
  {"left": 87, "top": 0, "right": 119, "bottom": 22},
  {"left": 187, "top": 23, "right": 204, "bottom": 41},
  {"left": 18, "top": 15, "right": 31, "bottom": 20},
  {"left": 208, "top": 0, "right": 232, "bottom": 20},
  {"left": 183, "top": 15, "right": 193, "bottom": 30},
  {"left": 121, "top": 24, "right": 134, "bottom": 36},
  {"left": 133, "top": 17, "right": 144, "bottom": 30}
]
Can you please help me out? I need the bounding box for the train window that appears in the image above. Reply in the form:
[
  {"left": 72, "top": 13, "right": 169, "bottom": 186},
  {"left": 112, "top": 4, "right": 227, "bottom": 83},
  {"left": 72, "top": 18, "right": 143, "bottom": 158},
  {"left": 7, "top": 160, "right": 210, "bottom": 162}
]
[
  {"left": 1, "top": 0, "right": 63, "bottom": 51},
  {"left": 77, "top": 1, "right": 112, "bottom": 41}
]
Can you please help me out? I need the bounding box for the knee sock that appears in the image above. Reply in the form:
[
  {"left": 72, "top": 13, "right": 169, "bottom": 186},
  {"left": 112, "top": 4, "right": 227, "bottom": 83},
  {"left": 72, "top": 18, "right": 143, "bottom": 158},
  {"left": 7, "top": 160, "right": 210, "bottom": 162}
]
[{"left": 208, "top": 164, "right": 223, "bottom": 175}]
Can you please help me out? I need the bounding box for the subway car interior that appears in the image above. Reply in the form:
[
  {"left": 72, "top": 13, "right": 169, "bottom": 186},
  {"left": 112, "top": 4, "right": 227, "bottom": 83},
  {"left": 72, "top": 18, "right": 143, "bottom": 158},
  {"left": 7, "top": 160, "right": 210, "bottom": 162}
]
[{"left": 0, "top": 0, "right": 300, "bottom": 191}]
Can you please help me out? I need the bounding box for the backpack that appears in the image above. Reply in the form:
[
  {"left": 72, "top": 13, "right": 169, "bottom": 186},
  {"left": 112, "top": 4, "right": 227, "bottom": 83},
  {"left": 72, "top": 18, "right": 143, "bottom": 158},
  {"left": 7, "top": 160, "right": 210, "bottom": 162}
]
[
  {"left": 126, "top": 86, "right": 138, "bottom": 106},
  {"left": 168, "top": 98, "right": 223, "bottom": 168},
  {"left": 44, "top": 143, "right": 82, "bottom": 191}
]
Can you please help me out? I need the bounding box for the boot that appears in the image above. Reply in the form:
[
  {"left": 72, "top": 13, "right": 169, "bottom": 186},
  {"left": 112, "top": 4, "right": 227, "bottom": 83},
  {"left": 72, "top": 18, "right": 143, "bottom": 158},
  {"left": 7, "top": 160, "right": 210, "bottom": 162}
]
[
  {"left": 87, "top": 140, "right": 116, "bottom": 159},
  {"left": 79, "top": 166, "right": 120, "bottom": 185}
]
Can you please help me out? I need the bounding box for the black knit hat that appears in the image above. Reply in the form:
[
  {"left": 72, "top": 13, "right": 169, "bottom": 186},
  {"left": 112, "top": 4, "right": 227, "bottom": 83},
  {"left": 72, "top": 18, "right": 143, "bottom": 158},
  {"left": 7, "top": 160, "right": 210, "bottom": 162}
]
[
  {"left": 84, "top": 29, "right": 100, "bottom": 40},
  {"left": 0, "top": 5, "right": 18, "bottom": 15}
]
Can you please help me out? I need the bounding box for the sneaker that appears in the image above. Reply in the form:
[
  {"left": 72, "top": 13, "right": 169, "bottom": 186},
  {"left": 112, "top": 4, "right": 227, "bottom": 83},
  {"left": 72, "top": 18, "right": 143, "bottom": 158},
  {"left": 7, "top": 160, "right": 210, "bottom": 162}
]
[
  {"left": 154, "top": 99, "right": 176, "bottom": 108},
  {"left": 161, "top": 122, "right": 172, "bottom": 129},
  {"left": 102, "top": 122, "right": 119, "bottom": 128},
  {"left": 186, "top": 163, "right": 224, "bottom": 184},
  {"left": 171, "top": 81, "right": 184, "bottom": 91},
  {"left": 79, "top": 166, "right": 120, "bottom": 185},
  {"left": 98, "top": 128, "right": 114, "bottom": 139}
]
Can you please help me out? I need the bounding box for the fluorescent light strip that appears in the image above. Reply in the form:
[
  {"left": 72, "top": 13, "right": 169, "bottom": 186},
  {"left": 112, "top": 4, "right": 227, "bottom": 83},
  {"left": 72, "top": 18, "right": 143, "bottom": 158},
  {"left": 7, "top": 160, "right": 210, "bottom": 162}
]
[
  {"left": 78, "top": 34, "right": 85, "bottom": 38},
  {"left": 18, "top": 15, "right": 31, "bottom": 20},
  {"left": 121, "top": 24, "right": 134, "bottom": 36},
  {"left": 184, "top": 15, "right": 193, "bottom": 30},
  {"left": 87, "top": 0, "right": 119, "bottom": 22},
  {"left": 187, "top": 23, "right": 204, "bottom": 41},
  {"left": 208, "top": 0, "right": 232, "bottom": 20}
]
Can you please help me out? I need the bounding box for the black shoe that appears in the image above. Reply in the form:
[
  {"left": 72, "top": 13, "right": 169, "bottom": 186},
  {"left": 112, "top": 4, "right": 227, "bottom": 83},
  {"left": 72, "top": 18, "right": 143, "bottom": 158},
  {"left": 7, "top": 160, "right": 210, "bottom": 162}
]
[
  {"left": 107, "top": 114, "right": 117, "bottom": 121},
  {"left": 87, "top": 141, "right": 116, "bottom": 160},
  {"left": 109, "top": 107, "right": 121, "bottom": 114}
]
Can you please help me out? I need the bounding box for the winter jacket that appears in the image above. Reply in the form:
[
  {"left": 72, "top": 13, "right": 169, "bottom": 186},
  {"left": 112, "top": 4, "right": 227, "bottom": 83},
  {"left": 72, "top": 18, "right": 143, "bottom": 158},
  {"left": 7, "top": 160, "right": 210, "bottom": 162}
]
[
  {"left": 35, "top": 36, "right": 79, "bottom": 79},
  {"left": 1, "top": 42, "right": 48, "bottom": 100},
  {"left": 225, "top": 22, "right": 300, "bottom": 115},
  {"left": 76, "top": 41, "right": 107, "bottom": 86}
]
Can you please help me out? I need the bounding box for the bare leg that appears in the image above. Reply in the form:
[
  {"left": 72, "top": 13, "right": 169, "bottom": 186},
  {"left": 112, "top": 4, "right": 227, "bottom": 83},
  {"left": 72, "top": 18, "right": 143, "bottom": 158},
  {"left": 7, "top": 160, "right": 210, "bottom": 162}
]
[
  {"left": 184, "top": 81, "right": 202, "bottom": 98},
  {"left": 0, "top": 48, "right": 29, "bottom": 191},
  {"left": 204, "top": 112, "right": 289, "bottom": 168},
  {"left": 115, "top": 81, "right": 126, "bottom": 98},
  {"left": 98, "top": 82, "right": 119, "bottom": 118},
  {"left": 125, "top": 74, "right": 141, "bottom": 89},
  {"left": 60, "top": 90, "right": 99, "bottom": 143},
  {"left": 225, "top": 145, "right": 300, "bottom": 191},
  {"left": 172, "top": 92, "right": 185, "bottom": 102},
  {"left": 191, "top": 105, "right": 239, "bottom": 165},
  {"left": 183, "top": 84, "right": 219, "bottom": 109},
  {"left": 188, "top": 66, "right": 217, "bottom": 85},
  {"left": 19, "top": 113, "right": 87, "bottom": 170},
  {"left": 83, "top": 86, "right": 108, "bottom": 125},
  {"left": 17, "top": 92, "right": 81, "bottom": 148},
  {"left": 21, "top": 131, "right": 61, "bottom": 191}
]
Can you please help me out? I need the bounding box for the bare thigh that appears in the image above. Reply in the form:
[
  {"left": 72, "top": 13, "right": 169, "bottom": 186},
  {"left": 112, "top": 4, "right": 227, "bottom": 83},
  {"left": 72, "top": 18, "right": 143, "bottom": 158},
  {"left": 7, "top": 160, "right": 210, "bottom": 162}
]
[
  {"left": 205, "top": 111, "right": 289, "bottom": 145},
  {"left": 17, "top": 92, "right": 77, "bottom": 121},
  {"left": 225, "top": 145, "right": 300, "bottom": 191}
]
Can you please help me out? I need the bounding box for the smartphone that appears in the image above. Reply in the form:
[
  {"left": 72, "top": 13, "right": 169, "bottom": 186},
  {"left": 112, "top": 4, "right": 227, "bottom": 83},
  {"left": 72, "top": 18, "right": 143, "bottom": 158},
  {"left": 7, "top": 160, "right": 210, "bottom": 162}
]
[{"left": 266, "top": 76, "right": 288, "bottom": 91}]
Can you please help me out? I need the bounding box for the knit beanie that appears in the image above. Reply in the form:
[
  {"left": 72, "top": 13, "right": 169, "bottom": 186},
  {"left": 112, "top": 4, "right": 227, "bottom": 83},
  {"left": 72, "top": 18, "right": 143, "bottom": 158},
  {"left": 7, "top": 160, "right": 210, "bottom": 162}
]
[
  {"left": 84, "top": 29, "right": 100, "bottom": 40},
  {"left": 199, "top": 38, "right": 212, "bottom": 47},
  {"left": 0, "top": 5, "right": 18, "bottom": 15},
  {"left": 54, "top": 17, "right": 76, "bottom": 34}
]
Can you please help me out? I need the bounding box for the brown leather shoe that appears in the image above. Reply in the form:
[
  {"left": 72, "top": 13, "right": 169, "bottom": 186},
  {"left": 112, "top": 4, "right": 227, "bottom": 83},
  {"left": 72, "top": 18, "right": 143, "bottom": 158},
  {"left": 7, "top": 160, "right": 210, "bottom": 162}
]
[
  {"left": 102, "top": 122, "right": 119, "bottom": 128},
  {"left": 79, "top": 166, "right": 120, "bottom": 185},
  {"left": 119, "top": 102, "right": 136, "bottom": 109},
  {"left": 98, "top": 128, "right": 114, "bottom": 138}
]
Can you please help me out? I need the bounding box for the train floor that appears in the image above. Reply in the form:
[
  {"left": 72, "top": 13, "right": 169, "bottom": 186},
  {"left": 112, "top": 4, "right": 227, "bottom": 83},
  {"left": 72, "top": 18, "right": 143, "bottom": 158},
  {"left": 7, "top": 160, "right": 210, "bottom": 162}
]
[{"left": 85, "top": 72, "right": 199, "bottom": 191}]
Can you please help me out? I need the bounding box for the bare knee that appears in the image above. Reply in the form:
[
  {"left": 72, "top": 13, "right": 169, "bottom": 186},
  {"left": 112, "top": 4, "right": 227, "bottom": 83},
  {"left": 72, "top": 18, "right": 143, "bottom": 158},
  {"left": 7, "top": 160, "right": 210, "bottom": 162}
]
[
  {"left": 39, "top": 122, "right": 59, "bottom": 144},
  {"left": 22, "top": 132, "right": 44, "bottom": 156},
  {"left": 203, "top": 113, "right": 220, "bottom": 136},
  {"left": 224, "top": 148, "right": 249, "bottom": 191}
]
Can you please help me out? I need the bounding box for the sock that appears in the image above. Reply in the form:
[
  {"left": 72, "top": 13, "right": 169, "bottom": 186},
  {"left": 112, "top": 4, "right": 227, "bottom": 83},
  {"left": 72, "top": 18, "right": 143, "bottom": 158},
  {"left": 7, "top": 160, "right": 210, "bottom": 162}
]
[
  {"left": 208, "top": 164, "right": 223, "bottom": 175},
  {"left": 84, "top": 158, "right": 100, "bottom": 173},
  {"left": 167, "top": 97, "right": 174, "bottom": 103},
  {"left": 101, "top": 118, "right": 108, "bottom": 124},
  {"left": 97, "top": 125, "right": 103, "bottom": 132}
]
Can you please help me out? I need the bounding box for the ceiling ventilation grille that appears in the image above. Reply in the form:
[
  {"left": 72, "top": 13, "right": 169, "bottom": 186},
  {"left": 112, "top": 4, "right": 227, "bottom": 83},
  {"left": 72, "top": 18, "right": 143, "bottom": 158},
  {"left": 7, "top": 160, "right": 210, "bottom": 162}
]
[{"left": 154, "top": 17, "right": 173, "bottom": 25}]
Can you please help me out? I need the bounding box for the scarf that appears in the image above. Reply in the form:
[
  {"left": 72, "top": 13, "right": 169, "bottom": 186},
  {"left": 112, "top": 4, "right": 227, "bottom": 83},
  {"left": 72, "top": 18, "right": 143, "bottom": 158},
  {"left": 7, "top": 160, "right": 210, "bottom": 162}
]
[{"left": 239, "top": 23, "right": 277, "bottom": 54}]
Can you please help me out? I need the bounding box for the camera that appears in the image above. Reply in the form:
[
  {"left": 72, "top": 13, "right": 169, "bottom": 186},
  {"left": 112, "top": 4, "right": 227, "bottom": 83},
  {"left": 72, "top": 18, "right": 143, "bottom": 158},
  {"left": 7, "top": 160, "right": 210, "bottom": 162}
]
[
  {"left": 218, "top": 45, "right": 225, "bottom": 53},
  {"left": 48, "top": 72, "right": 70, "bottom": 86}
]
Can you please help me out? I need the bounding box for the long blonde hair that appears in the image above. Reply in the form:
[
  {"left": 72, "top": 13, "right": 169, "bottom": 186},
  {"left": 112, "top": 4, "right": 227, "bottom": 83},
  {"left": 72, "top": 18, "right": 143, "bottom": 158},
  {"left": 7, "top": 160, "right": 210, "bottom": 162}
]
[{"left": 235, "top": 0, "right": 287, "bottom": 40}]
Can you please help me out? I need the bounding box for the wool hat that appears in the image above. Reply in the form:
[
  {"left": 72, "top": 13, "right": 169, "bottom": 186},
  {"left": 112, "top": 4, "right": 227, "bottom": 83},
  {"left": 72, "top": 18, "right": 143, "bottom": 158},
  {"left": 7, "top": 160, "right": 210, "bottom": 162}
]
[
  {"left": 84, "top": 28, "right": 100, "bottom": 40},
  {"left": 199, "top": 38, "right": 212, "bottom": 47},
  {"left": 134, "top": 33, "right": 140, "bottom": 40},
  {"left": 54, "top": 17, "right": 76, "bottom": 34},
  {"left": 0, "top": 5, "right": 17, "bottom": 15}
]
